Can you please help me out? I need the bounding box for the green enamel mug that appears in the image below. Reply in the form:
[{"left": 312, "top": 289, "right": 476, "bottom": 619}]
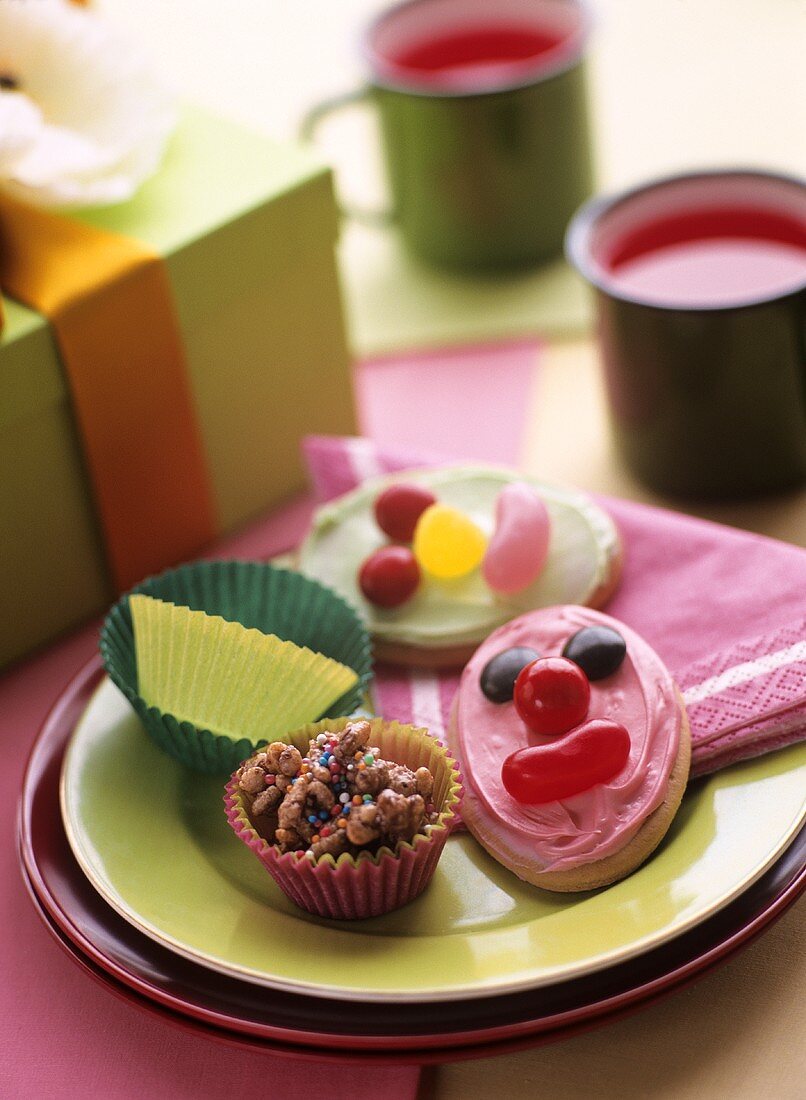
[
  {"left": 302, "top": 0, "right": 595, "bottom": 272},
  {"left": 567, "top": 170, "right": 806, "bottom": 499}
]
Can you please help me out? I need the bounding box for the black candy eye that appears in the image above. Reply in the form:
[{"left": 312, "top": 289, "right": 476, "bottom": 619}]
[
  {"left": 561, "top": 626, "right": 626, "bottom": 681},
  {"left": 480, "top": 647, "right": 541, "bottom": 703}
]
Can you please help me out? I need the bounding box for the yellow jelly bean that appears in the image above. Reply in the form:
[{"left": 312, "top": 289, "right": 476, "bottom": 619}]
[{"left": 413, "top": 504, "right": 487, "bottom": 580}]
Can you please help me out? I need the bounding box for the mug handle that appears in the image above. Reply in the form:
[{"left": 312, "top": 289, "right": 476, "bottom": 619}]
[{"left": 300, "top": 88, "right": 395, "bottom": 227}]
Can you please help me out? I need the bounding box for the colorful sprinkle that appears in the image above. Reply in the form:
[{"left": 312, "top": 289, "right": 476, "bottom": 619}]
[
  {"left": 264, "top": 774, "right": 275, "bottom": 786},
  {"left": 320, "top": 826, "right": 332, "bottom": 838},
  {"left": 307, "top": 814, "right": 318, "bottom": 824},
  {"left": 362, "top": 794, "right": 373, "bottom": 803},
  {"left": 330, "top": 805, "right": 340, "bottom": 816},
  {"left": 337, "top": 817, "right": 347, "bottom": 828},
  {"left": 352, "top": 795, "right": 362, "bottom": 805},
  {"left": 358, "top": 762, "right": 367, "bottom": 770},
  {"left": 363, "top": 753, "right": 374, "bottom": 765},
  {"left": 339, "top": 792, "right": 350, "bottom": 804}
]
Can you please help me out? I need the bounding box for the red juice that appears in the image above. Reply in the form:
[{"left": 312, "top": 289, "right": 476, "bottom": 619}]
[
  {"left": 387, "top": 23, "right": 567, "bottom": 89},
  {"left": 607, "top": 207, "right": 806, "bottom": 307}
]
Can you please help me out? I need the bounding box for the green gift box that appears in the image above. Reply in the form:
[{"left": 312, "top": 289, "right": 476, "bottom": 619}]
[{"left": 0, "top": 108, "right": 356, "bottom": 669}]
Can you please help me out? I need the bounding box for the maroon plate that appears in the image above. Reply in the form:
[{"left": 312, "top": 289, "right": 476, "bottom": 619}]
[
  {"left": 21, "top": 853, "right": 806, "bottom": 1067},
  {"left": 19, "top": 659, "right": 806, "bottom": 1057}
]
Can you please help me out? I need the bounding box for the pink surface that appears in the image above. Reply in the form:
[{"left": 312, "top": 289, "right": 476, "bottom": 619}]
[
  {"left": 4, "top": 338, "right": 805, "bottom": 1097},
  {"left": 0, "top": 508, "right": 419, "bottom": 1100},
  {"left": 3, "top": 341, "right": 538, "bottom": 1098},
  {"left": 305, "top": 435, "right": 806, "bottom": 776},
  {"left": 355, "top": 340, "right": 539, "bottom": 466}
]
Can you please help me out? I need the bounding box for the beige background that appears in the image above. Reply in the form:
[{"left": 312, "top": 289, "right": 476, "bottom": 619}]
[
  {"left": 100, "top": 0, "right": 806, "bottom": 177},
  {"left": 102, "top": 0, "right": 806, "bottom": 354},
  {"left": 422, "top": 901, "right": 805, "bottom": 1099},
  {"left": 99, "top": 1, "right": 806, "bottom": 1094}
]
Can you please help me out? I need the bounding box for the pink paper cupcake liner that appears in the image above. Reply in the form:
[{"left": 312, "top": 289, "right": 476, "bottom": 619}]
[{"left": 224, "top": 716, "right": 462, "bottom": 920}]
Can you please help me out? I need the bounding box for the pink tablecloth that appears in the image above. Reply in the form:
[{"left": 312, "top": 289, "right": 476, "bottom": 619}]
[
  {"left": 0, "top": 340, "right": 541, "bottom": 1099},
  {"left": 1, "top": 498, "right": 431, "bottom": 1099},
  {"left": 3, "top": 339, "right": 805, "bottom": 1097}
]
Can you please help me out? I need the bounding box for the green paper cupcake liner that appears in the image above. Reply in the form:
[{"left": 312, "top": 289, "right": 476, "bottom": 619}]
[
  {"left": 100, "top": 560, "right": 373, "bottom": 775},
  {"left": 128, "top": 594, "right": 358, "bottom": 743}
]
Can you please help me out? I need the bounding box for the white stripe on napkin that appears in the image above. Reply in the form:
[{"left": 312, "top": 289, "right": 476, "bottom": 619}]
[{"left": 683, "top": 640, "right": 806, "bottom": 704}]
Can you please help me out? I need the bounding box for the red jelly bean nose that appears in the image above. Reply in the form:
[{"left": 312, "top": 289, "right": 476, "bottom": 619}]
[
  {"left": 513, "top": 656, "right": 590, "bottom": 736},
  {"left": 501, "top": 719, "right": 631, "bottom": 805}
]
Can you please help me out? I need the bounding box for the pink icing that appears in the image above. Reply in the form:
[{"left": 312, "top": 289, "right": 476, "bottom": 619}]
[{"left": 454, "top": 606, "right": 682, "bottom": 874}]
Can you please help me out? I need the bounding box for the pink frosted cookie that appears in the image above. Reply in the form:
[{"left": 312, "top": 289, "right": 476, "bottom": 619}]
[{"left": 448, "top": 606, "right": 691, "bottom": 892}]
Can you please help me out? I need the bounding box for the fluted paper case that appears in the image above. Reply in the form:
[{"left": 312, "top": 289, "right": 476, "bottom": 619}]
[
  {"left": 100, "top": 560, "right": 373, "bottom": 775},
  {"left": 225, "top": 716, "right": 463, "bottom": 920}
]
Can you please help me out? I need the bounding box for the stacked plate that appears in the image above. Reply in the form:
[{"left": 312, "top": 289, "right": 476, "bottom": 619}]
[{"left": 19, "top": 659, "right": 806, "bottom": 1063}]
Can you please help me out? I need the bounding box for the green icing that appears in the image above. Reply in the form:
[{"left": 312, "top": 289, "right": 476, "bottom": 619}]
[{"left": 298, "top": 467, "right": 620, "bottom": 650}]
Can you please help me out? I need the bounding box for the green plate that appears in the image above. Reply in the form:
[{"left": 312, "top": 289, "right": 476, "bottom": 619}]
[{"left": 61, "top": 677, "right": 806, "bottom": 1003}]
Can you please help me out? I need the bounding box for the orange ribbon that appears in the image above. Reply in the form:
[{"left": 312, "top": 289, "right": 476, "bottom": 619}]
[{"left": 0, "top": 196, "right": 218, "bottom": 592}]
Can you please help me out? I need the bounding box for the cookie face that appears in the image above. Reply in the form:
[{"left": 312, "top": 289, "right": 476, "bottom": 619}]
[
  {"left": 450, "top": 606, "right": 685, "bottom": 886},
  {"left": 298, "top": 467, "right": 621, "bottom": 659}
]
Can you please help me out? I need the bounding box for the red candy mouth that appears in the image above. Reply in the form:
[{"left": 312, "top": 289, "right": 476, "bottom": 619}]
[{"left": 501, "top": 718, "right": 632, "bottom": 805}]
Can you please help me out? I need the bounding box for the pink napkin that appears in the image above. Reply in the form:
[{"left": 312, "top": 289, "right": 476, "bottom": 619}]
[{"left": 304, "top": 435, "right": 806, "bottom": 777}]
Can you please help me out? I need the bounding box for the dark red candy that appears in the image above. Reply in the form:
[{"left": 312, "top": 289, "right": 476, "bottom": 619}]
[
  {"left": 513, "top": 656, "right": 590, "bottom": 736},
  {"left": 374, "top": 483, "right": 437, "bottom": 542},
  {"left": 501, "top": 719, "right": 631, "bottom": 804},
  {"left": 358, "top": 546, "right": 420, "bottom": 608}
]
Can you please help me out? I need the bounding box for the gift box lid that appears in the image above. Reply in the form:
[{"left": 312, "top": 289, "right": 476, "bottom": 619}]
[{"left": 0, "top": 106, "right": 339, "bottom": 430}]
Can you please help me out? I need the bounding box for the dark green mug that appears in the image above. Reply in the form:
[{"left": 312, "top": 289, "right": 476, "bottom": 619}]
[
  {"left": 567, "top": 170, "right": 806, "bottom": 499},
  {"left": 302, "top": 0, "right": 594, "bottom": 272}
]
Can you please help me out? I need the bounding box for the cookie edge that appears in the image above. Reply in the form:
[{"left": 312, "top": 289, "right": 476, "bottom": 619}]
[{"left": 451, "top": 687, "right": 691, "bottom": 893}]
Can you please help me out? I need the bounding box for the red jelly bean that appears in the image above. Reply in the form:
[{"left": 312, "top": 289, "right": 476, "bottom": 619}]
[
  {"left": 358, "top": 545, "right": 420, "bottom": 608},
  {"left": 501, "top": 719, "right": 631, "bottom": 804},
  {"left": 513, "top": 657, "right": 590, "bottom": 736},
  {"left": 374, "top": 483, "right": 437, "bottom": 542}
]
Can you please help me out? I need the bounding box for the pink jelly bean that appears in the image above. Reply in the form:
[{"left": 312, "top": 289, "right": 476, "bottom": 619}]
[{"left": 482, "top": 482, "right": 551, "bottom": 594}]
